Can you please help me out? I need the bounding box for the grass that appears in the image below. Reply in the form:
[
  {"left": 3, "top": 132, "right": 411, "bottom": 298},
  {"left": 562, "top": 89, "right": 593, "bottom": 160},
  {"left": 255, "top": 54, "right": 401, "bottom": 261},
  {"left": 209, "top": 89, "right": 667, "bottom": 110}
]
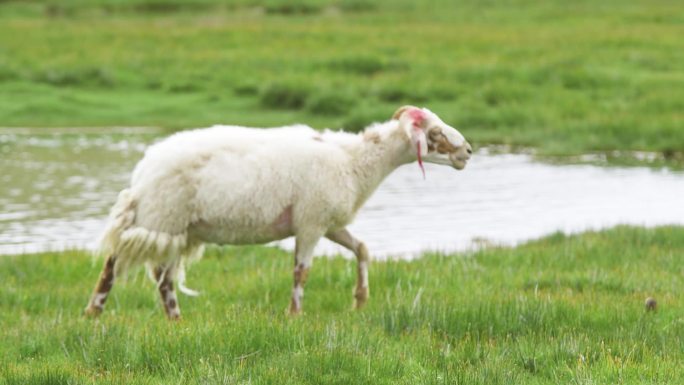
[
  {"left": 0, "top": 0, "right": 683, "bottom": 160},
  {"left": 2, "top": 225, "right": 684, "bottom": 384}
]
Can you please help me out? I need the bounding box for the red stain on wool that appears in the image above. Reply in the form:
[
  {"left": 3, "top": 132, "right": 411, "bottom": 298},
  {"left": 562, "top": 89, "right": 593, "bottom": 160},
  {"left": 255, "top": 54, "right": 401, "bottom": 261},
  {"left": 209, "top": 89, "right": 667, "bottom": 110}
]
[{"left": 408, "top": 108, "right": 426, "bottom": 127}]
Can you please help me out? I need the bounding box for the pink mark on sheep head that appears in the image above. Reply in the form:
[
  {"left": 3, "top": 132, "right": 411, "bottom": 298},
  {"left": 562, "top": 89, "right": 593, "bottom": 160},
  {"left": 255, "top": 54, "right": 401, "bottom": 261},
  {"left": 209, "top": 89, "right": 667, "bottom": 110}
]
[{"left": 392, "top": 105, "right": 472, "bottom": 173}]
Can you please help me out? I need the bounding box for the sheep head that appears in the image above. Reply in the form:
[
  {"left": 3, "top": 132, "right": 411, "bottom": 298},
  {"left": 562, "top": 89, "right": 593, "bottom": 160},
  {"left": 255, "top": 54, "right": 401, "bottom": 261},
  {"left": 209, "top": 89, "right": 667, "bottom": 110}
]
[{"left": 393, "top": 105, "right": 472, "bottom": 174}]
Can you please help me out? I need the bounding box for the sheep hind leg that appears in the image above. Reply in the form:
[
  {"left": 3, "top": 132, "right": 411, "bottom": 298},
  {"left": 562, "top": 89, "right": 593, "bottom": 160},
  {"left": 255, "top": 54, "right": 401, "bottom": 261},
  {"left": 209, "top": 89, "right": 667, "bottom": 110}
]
[
  {"left": 326, "top": 229, "right": 370, "bottom": 309},
  {"left": 84, "top": 254, "right": 117, "bottom": 317},
  {"left": 153, "top": 265, "right": 181, "bottom": 320},
  {"left": 289, "top": 234, "right": 321, "bottom": 315}
]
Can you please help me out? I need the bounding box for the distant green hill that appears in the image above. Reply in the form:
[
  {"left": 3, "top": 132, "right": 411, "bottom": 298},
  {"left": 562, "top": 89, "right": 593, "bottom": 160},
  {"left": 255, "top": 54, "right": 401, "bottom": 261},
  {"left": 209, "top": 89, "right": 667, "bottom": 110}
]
[{"left": 1, "top": 0, "right": 683, "bottom": 160}]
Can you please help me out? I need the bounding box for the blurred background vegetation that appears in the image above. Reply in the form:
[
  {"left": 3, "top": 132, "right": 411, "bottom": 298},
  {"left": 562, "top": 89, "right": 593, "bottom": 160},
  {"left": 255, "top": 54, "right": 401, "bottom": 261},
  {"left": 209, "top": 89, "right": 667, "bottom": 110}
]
[{"left": 0, "top": 0, "right": 683, "bottom": 157}]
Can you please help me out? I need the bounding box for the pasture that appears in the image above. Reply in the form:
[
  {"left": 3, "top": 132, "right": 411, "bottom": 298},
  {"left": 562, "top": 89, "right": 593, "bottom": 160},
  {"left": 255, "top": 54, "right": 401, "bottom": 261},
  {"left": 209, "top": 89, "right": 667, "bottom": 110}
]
[
  {"left": 2, "top": 226, "right": 683, "bottom": 384},
  {"left": 2, "top": 1, "right": 684, "bottom": 384},
  {"left": 0, "top": 0, "right": 683, "bottom": 160}
]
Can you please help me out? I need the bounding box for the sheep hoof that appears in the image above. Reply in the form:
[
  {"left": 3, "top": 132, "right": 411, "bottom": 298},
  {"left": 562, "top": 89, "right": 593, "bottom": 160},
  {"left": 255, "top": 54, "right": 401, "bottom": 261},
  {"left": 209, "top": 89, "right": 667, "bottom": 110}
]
[
  {"left": 288, "top": 304, "right": 303, "bottom": 316},
  {"left": 83, "top": 306, "right": 102, "bottom": 318},
  {"left": 354, "top": 289, "right": 369, "bottom": 309}
]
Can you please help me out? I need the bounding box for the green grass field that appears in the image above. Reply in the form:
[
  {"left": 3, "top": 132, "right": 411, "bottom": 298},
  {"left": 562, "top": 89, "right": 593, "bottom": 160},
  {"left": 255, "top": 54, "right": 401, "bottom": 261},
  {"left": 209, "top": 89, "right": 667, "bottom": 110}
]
[
  {"left": 2, "top": 2, "right": 683, "bottom": 383},
  {"left": 2, "top": 226, "right": 683, "bottom": 384},
  {"left": 1, "top": 0, "right": 683, "bottom": 160}
]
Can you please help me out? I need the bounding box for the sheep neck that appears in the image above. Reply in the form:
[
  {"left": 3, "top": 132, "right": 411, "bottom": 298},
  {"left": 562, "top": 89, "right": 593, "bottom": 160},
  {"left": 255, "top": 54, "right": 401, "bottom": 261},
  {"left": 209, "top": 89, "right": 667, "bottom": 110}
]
[{"left": 349, "top": 123, "right": 413, "bottom": 212}]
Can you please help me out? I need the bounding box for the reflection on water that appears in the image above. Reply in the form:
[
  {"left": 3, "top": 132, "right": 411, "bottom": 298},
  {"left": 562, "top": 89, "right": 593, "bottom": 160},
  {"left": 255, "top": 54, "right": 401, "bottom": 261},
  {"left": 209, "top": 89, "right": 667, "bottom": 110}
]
[
  {"left": 0, "top": 129, "right": 155, "bottom": 254},
  {"left": 1, "top": 128, "right": 683, "bottom": 258}
]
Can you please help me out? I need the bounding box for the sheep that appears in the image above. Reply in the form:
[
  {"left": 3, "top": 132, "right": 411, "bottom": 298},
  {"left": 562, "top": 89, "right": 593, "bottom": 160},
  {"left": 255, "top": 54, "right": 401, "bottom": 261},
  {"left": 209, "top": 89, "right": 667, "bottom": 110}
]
[{"left": 84, "top": 105, "right": 472, "bottom": 319}]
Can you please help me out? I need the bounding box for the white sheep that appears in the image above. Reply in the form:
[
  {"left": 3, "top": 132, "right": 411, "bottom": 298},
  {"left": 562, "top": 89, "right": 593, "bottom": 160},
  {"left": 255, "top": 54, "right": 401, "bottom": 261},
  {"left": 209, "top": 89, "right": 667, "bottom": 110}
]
[{"left": 84, "top": 105, "right": 472, "bottom": 319}]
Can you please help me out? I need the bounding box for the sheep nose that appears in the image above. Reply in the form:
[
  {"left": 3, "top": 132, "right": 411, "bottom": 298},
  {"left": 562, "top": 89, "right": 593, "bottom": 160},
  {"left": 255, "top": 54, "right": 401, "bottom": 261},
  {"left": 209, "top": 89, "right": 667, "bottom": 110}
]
[{"left": 465, "top": 142, "right": 472, "bottom": 155}]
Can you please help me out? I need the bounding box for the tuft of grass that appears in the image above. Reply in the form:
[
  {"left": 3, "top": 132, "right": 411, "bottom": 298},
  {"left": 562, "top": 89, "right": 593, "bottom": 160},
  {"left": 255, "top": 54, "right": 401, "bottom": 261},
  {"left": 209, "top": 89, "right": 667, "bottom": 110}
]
[
  {"left": 342, "top": 105, "right": 390, "bottom": 132},
  {"left": 305, "top": 90, "right": 357, "bottom": 115},
  {"left": 33, "top": 67, "right": 117, "bottom": 88},
  {"left": 166, "top": 82, "right": 202, "bottom": 93},
  {"left": 41, "top": 0, "right": 219, "bottom": 16},
  {"left": 233, "top": 81, "right": 260, "bottom": 96},
  {"left": 327, "top": 57, "right": 408, "bottom": 76},
  {"left": 336, "top": 0, "right": 375, "bottom": 12},
  {"left": 376, "top": 85, "right": 428, "bottom": 103},
  {"left": 1, "top": 226, "right": 684, "bottom": 384},
  {"left": 258, "top": 0, "right": 323, "bottom": 15},
  {"left": 259, "top": 82, "right": 310, "bottom": 110}
]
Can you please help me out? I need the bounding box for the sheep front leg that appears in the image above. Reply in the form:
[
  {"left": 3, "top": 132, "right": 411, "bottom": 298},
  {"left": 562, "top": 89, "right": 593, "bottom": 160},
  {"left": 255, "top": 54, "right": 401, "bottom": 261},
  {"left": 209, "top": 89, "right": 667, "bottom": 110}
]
[
  {"left": 84, "top": 255, "right": 117, "bottom": 317},
  {"left": 153, "top": 265, "right": 181, "bottom": 320},
  {"left": 326, "top": 229, "right": 370, "bottom": 309},
  {"left": 290, "top": 235, "right": 321, "bottom": 315}
]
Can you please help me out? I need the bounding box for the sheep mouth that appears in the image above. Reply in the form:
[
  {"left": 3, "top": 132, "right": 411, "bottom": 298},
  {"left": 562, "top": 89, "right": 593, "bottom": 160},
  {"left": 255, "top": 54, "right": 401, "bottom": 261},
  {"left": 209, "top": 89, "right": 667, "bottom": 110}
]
[
  {"left": 450, "top": 153, "right": 470, "bottom": 170},
  {"left": 453, "top": 160, "right": 468, "bottom": 170}
]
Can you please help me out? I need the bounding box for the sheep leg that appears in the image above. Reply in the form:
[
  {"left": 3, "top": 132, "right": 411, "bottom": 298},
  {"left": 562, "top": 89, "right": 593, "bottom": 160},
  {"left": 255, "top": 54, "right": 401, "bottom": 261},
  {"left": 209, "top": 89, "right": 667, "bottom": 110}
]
[
  {"left": 326, "top": 229, "right": 370, "bottom": 309},
  {"left": 289, "top": 235, "right": 320, "bottom": 315},
  {"left": 153, "top": 265, "right": 181, "bottom": 320},
  {"left": 84, "top": 255, "right": 117, "bottom": 317}
]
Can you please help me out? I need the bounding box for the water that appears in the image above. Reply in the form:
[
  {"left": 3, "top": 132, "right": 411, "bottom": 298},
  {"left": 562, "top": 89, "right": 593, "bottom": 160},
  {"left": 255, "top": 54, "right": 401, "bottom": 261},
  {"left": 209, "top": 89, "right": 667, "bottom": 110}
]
[{"left": 1, "top": 128, "right": 683, "bottom": 258}]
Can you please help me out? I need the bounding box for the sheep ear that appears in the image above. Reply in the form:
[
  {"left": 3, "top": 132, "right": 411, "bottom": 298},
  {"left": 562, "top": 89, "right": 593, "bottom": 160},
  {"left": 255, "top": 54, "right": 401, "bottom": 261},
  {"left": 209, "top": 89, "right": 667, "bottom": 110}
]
[
  {"left": 392, "top": 105, "right": 420, "bottom": 120},
  {"left": 393, "top": 105, "right": 427, "bottom": 129},
  {"left": 393, "top": 106, "right": 429, "bottom": 179}
]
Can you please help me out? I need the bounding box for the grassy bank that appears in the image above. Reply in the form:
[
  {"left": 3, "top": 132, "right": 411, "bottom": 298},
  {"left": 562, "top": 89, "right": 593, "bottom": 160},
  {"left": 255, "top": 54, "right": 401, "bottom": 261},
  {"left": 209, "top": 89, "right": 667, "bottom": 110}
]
[
  {"left": 1, "top": 0, "right": 683, "bottom": 159},
  {"left": 1, "top": 226, "right": 683, "bottom": 384}
]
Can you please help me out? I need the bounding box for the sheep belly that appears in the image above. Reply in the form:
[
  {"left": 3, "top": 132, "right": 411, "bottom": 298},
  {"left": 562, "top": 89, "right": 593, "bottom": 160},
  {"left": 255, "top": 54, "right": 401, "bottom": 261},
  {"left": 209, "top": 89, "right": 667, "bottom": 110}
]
[
  {"left": 188, "top": 204, "right": 295, "bottom": 245},
  {"left": 186, "top": 178, "right": 353, "bottom": 246},
  {"left": 187, "top": 173, "right": 348, "bottom": 245}
]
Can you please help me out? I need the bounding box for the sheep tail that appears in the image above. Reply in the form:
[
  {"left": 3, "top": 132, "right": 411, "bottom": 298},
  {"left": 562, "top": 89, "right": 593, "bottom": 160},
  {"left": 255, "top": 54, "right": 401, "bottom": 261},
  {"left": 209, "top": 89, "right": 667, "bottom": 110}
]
[
  {"left": 98, "top": 188, "right": 137, "bottom": 272},
  {"left": 98, "top": 188, "right": 204, "bottom": 296}
]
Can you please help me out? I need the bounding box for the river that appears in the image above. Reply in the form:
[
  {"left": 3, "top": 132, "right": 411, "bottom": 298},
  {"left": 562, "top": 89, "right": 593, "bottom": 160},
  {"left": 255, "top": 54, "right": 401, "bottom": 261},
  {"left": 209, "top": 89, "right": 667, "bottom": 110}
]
[{"left": 1, "top": 128, "right": 683, "bottom": 258}]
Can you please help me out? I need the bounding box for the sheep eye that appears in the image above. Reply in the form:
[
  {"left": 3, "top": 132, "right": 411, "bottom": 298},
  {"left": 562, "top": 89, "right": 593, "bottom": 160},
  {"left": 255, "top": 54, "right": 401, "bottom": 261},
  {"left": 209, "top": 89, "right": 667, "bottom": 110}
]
[{"left": 428, "top": 129, "right": 442, "bottom": 141}]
